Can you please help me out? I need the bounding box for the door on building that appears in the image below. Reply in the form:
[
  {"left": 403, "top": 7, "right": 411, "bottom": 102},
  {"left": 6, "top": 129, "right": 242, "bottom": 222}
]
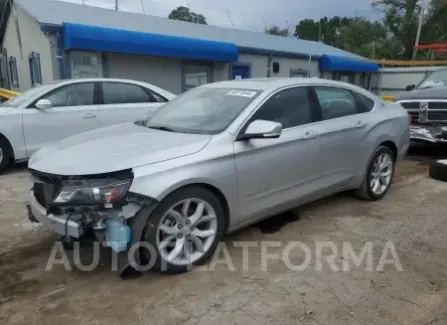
[{"left": 231, "top": 64, "right": 250, "bottom": 80}]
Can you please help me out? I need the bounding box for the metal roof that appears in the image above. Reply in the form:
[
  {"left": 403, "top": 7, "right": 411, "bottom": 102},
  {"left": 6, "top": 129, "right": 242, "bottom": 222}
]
[{"left": 16, "top": 0, "right": 366, "bottom": 60}]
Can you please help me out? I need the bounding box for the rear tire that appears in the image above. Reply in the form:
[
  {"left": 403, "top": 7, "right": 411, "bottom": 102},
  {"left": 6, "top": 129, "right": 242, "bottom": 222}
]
[
  {"left": 140, "top": 186, "right": 225, "bottom": 274},
  {"left": 0, "top": 137, "right": 12, "bottom": 173},
  {"left": 429, "top": 160, "right": 447, "bottom": 182},
  {"left": 354, "top": 146, "right": 396, "bottom": 201}
]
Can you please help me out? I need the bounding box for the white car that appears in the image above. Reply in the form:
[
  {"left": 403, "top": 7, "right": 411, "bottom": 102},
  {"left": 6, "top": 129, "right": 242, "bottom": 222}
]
[{"left": 0, "top": 78, "right": 175, "bottom": 172}]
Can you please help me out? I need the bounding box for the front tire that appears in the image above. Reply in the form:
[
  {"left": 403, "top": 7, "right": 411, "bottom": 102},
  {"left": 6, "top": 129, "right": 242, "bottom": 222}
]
[
  {"left": 141, "top": 186, "right": 225, "bottom": 274},
  {"left": 354, "top": 146, "right": 395, "bottom": 201},
  {"left": 0, "top": 137, "right": 12, "bottom": 173}
]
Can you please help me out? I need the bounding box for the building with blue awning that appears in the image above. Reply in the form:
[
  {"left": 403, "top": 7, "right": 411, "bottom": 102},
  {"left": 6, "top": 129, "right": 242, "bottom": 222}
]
[{"left": 0, "top": 0, "right": 379, "bottom": 94}]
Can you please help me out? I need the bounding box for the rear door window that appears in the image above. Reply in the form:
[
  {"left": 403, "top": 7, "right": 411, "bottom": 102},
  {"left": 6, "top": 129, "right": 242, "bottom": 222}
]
[
  {"left": 102, "top": 82, "right": 156, "bottom": 104},
  {"left": 314, "top": 87, "right": 358, "bottom": 120}
]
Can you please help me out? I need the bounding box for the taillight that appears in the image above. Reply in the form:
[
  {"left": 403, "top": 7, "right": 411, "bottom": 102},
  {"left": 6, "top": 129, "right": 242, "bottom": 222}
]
[{"left": 408, "top": 112, "right": 412, "bottom": 126}]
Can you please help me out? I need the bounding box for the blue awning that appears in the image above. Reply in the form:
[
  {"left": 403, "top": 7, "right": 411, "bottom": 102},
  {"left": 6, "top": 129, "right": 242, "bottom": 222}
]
[
  {"left": 319, "top": 54, "right": 379, "bottom": 73},
  {"left": 62, "top": 23, "right": 238, "bottom": 62}
]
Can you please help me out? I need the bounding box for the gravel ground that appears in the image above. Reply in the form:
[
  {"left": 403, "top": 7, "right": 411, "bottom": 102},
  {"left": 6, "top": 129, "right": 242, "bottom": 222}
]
[{"left": 0, "top": 151, "right": 446, "bottom": 325}]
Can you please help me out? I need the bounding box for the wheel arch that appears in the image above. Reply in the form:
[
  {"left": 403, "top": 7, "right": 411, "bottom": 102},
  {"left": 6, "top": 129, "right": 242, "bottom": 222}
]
[
  {"left": 0, "top": 131, "right": 14, "bottom": 162},
  {"left": 158, "top": 182, "right": 231, "bottom": 233},
  {"left": 378, "top": 140, "right": 397, "bottom": 160}
]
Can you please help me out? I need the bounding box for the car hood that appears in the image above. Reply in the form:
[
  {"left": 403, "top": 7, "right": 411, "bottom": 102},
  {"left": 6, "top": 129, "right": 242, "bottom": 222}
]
[
  {"left": 395, "top": 87, "right": 447, "bottom": 101},
  {"left": 29, "top": 122, "right": 211, "bottom": 175}
]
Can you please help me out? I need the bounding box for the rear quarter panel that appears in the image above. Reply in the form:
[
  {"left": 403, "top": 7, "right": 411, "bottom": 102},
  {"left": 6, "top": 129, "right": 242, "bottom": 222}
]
[{"left": 358, "top": 101, "right": 410, "bottom": 177}]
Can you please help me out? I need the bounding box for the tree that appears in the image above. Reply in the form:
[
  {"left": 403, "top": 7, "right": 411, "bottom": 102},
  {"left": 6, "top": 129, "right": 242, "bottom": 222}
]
[
  {"left": 294, "top": 19, "right": 319, "bottom": 41},
  {"left": 372, "top": 0, "right": 421, "bottom": 59},
  {"left": 168, "top": 6, "right": 207, "bottom": 24},
  {"left": 294, "top": 16, "right": 353, "bottom": 47},
  {"left": 337, "top": 18, "right": 394, "bottom": 59},
  {"left": 420, "top": 0, "right": 447, "bottom": 46},
  {"left": 264, "top": 25, "right": 289, "bottom": 37}
]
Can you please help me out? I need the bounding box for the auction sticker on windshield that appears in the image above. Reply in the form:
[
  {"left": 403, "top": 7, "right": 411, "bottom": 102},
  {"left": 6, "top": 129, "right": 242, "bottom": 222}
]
[{"left": 227, "top": 90, "right": 257, "bottom": 98}]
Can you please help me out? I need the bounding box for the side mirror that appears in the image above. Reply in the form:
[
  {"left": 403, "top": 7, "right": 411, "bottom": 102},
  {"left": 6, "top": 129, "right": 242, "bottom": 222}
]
[
  {"left": 405, "top": 84, "right": 416, "bottom": 91},
  {"left": 35, "top": 99, "right": 52, "bottom": 110},
  {"left": 238, "top": 120, "right": 282, "bottom": 141}
]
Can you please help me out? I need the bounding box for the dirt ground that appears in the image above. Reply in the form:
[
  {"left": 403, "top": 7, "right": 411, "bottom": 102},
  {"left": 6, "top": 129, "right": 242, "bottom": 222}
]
[{"left": 1, "top": 150, "right": 447, "bottom": 325}]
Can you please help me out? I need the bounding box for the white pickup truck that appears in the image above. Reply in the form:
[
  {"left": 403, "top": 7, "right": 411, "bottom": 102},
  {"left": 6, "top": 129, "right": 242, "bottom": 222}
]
[{"left": 0, "top": 78, "right": 175, "bottom": 172}]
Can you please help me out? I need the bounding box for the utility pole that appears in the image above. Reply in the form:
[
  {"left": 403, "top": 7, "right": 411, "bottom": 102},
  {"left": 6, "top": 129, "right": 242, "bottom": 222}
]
[
  {"left": 115, "top": 0, "right": 118, "bottom": 11},
  {"left": 412, "top": 0, "right": 427, "bottom": 60},
  {"left": 225, "top": 10, "right": 235, "bottom": 29},
  {"left": 372, "top": 41, "right": 376, "bottom": 59},
  {"left": 318, "top": 22, "right": 321, "bottom": 42}
]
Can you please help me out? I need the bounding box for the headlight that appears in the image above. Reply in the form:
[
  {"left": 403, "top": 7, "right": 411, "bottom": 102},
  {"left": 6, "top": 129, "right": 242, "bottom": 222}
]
[{"left": 53, "top": 179, "right": 132, "bottom": 208}]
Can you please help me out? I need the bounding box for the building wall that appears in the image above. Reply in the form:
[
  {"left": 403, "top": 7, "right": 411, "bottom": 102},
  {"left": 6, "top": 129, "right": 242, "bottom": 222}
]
[
  {"left": 2, "top": 5, "right": 54, "bottom": 91},
  {"left": 237, "top": 53, "right": 269, "bottom": 78},
  {"left": 269, "top": 56, "right": 319, "bottom": 78},
  {"left": 104, "top": 53, "right": 228, "bottom": 94},
  {"left": 48, "top": 34, "right": 60, "bottom": 80},
  {"left": 237, "top": 53, "right": 319, "bottom": 79},
  {"left": 106, "top": 53, "right": 183, "bottom": 94}
]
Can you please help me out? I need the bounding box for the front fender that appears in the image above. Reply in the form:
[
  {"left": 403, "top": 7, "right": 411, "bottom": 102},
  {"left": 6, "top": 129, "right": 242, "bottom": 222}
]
[
  {"left": 0, "top": 109, "right": 27, "bottom": 160},
  {"left": 129, "top": 156, "right": 239, "bottom": 221}
]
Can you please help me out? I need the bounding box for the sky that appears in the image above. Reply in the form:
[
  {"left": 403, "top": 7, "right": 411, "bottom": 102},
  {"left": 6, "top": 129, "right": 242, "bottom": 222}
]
[{"left": 63, "top": 0, "right": 382, "bottom": 32}]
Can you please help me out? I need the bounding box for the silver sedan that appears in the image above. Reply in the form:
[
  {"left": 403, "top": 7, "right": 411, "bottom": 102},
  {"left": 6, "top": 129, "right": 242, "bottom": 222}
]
[{"left": 28, "top": 78, "right": 410, "bottom": 275}]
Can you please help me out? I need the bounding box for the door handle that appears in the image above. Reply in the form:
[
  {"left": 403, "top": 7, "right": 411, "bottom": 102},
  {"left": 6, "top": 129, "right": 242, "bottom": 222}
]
[
  {"left": 355, "top": 121, "right": 367, "bottom": 128},
  {"left": 82, "top": 113, "right": 96, "bottom": 119},
  {"left": 302, "top": 130, "right": 318, "bottom": 140}
]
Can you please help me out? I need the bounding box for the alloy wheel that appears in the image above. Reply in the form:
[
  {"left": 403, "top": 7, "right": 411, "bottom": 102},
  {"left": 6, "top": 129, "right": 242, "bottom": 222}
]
[
  {"left": 155, "top": 198, "right": 218, "bottom": 266},
  {"left": 369, "top": 152, "right": 393, "bottom": 195}
]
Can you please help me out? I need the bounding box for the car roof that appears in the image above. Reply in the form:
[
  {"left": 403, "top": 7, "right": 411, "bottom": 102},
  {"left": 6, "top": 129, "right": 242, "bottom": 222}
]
[
  {"left": 41, "top": 78, "right": 176, "bottom": 98},
  {"left": 203, "top": 77, "right": 363, "bottom": 92},
  {"left": 50, "top": 77, "right": 154, "bottom": 86}
]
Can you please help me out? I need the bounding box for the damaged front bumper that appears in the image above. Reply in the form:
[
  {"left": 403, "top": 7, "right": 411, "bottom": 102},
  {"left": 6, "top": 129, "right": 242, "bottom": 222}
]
[
  {"left": 28, "top": 189, "right": 158, "bottom": 277},
  {"left": 28, "top": 189, "right": 83, "bottom": 237},
  {"left": 410, "top": 125, "right": 447, "bottom": 144}
]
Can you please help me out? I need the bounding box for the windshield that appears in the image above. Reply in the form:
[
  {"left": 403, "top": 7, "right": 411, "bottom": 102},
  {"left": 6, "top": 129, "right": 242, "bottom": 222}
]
[
  {"left": 0, "top": 84, "right": 51, "bottom": 107},
  {"left": 418, "top": 69, "right": 447, "bottom": 89},
  {"left": 146, "top": 87, "right": 262, "bottom": 134}
]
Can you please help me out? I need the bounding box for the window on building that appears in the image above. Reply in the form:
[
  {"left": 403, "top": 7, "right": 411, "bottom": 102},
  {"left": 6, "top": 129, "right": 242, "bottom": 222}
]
[
  {"left": 290, "top": 68, "right": 309, "bottom": 77},
  {"left": 183, "top": 64, "right": 211, "bottom": 91},
  {"left": 339, "top": 73, "right": 354, "bottom": 84},
  {"left": 102, "top": 82, "right": 160, "bottom": 104},
  {"left": 360, "top": 73, "right": 372, "bottom": 89},
  {"left": 71, "top": 51, "right": 102, "bottom": 78},
  {"left": 29, "top": 52, "right": 42, "bottom": 86},
  {"left": 314, "top": 86, "right": 357, "bottom": 120},
  {"left": 249, "top": 87, "right": 312, "bottom": 129},
  {"left": 8, "top": 57, "right": 18, "bottom": 88},
  {"left": 39, "top": 83, "right": 95, "bottom": 107}
]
